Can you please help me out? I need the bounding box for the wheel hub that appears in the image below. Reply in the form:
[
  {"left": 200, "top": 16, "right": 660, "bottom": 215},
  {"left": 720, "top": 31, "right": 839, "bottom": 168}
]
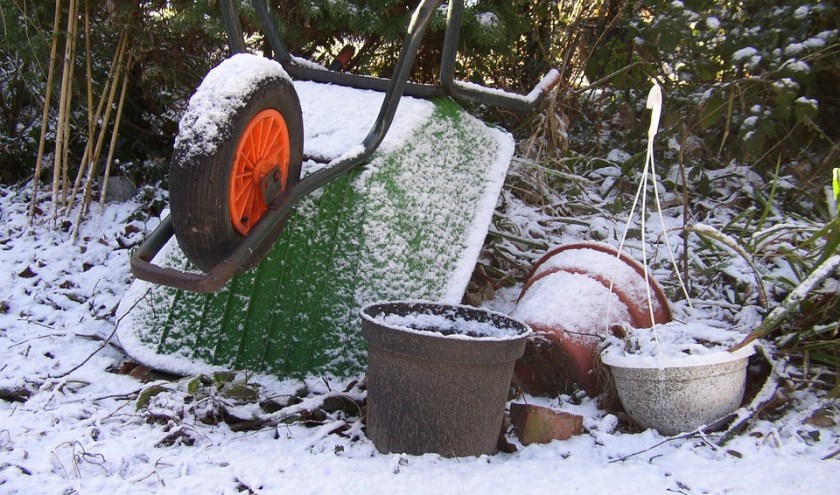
[{"left": 229, "top": 109, "right": 290, "bottom": 235}]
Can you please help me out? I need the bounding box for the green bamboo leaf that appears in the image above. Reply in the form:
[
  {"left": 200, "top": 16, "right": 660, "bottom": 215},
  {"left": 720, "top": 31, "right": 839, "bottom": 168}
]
[{"left": 731, "top": 255, "right": 840, "bottom": 351}]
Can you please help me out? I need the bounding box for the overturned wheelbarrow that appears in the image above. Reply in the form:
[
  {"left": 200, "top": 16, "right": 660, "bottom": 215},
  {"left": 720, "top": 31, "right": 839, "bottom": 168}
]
[
  {"left": 130, "top": 0, "right": 561, "bottom": 293},
  {"left": 118, "top": 0, "right": 559, "bottom": 378},
  {"left": 511, "top": 242, "right": 672, "bottom": 397}
]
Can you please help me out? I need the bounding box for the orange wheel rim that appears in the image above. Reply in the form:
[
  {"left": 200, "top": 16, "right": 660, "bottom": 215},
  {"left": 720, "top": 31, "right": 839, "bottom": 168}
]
[{"left": 229, "top": 109, "right": 291, "bottom": 235}]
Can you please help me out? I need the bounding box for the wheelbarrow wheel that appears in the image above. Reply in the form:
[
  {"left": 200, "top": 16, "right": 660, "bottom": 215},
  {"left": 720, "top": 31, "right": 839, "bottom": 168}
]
[{"left": 170, "top": 73, "right": 303, "bottom": 273}]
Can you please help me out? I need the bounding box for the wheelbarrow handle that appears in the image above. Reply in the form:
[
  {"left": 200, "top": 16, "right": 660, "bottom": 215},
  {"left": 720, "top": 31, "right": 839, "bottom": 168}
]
[
  {"left": 129, "top": 216, "right": 236, "bottom": 293},
  {"left": 131, "top": 188, "right": 302, "bottom": 292}
]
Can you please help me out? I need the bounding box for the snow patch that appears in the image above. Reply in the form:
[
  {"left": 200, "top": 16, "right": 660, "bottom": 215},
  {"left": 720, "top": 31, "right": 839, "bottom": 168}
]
[{"left": 732, "top": 46, "right": 758, "bottom": 62}]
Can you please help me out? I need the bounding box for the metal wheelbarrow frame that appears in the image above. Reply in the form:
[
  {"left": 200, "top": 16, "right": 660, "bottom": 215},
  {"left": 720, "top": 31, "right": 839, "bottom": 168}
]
[{"left": 131, "top": 0, "right": 560, "bottom": 293}]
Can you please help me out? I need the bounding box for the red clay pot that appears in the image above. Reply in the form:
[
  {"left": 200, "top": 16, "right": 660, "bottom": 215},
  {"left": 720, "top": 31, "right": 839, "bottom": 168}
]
[{"left": 512, "top": 242, "right": 672, "bottom": 397}]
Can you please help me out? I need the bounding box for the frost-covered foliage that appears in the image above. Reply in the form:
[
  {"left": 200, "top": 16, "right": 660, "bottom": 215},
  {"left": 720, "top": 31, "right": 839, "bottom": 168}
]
[
  {"left": 583, "top": 0, "right": 839, "bottom": 168},
  {"left": 545, "top": 3, "right": 840, "bottom": 371},
  {"left": 292, "top": 0, "right": 555, "bottom": 87}
]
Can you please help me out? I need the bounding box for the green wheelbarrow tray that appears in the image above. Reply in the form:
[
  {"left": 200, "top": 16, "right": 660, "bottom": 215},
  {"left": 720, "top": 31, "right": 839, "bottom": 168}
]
[{"left": 116, "top": 84, "right": 515, "bottom": 377}]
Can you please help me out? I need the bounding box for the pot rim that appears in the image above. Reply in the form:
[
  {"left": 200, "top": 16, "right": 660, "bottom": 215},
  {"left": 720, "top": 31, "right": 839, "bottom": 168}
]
[
  {"left": 361, "top": 299, "right": 533, "bottom": 342},
  {"left": 600, "top": 342, "right": 755, "bottom": 369},
  {"left": 522, "top": 241, "right": 672, "bottom": 322}
]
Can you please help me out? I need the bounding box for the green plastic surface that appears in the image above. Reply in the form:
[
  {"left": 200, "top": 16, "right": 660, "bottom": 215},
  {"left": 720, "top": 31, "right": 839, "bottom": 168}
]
[{"left": 119, "top": 99, "right": 512, "bottom": 377}]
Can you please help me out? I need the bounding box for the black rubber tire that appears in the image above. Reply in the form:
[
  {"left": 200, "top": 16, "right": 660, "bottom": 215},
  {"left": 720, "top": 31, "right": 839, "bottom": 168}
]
[{"left": 169, "top": 75, "right": 303, "bottom": 273}]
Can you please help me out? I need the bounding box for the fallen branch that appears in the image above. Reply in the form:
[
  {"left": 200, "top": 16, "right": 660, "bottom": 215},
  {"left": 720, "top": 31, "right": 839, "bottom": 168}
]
[
  {"left": 609, "top": 430, "right": 705, "bottom": 463},
  {"left": 822, "top": 448, "right": 840, "bottom": 460},
  {"left": 0, "top": 387, "right": 32, "bottom": 403},
  {"left": 0, "top": 463, "right": 32, "bottom": 476}
]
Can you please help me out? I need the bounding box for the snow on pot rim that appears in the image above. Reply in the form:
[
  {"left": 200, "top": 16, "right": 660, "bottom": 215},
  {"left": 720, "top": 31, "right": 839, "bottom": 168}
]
[
  {"left": 599, "top": 320, "right": 756, "bottom": 369},
  {"left": 600, "top": 343, "right": 756, "bottom": 369},
  {"left": 521, "top": 241, "right": 672, "bottom": 326},
  {"left": 361, "top": 300, "right": 532, "bottom": 342}
]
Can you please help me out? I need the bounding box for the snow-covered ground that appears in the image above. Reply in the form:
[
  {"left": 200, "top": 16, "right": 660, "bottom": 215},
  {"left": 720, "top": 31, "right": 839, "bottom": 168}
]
[
  {"left": 1, "top": 173, "right": 838, "bottom": 494},
  {"left": 0, "top": 61, "right": 837, "bottom": 494}
]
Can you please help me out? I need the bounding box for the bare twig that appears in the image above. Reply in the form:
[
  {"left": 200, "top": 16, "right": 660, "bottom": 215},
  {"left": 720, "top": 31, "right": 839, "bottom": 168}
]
[
  {"left": 678, "top": 125, "right": 690, "bottom": 290},
  {"left": 609, "top": 430, "right": 705, "bottom": 463},
  {"left": 49, "top": 287, "right": 149, "bottom": 379},
  {"left": 717, "top": 88, "right": 735, "bottom": 158}
]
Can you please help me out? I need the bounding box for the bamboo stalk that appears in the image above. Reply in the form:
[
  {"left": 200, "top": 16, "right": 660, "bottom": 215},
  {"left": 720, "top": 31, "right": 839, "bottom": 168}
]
[
  {"left": 64, "top": 0, "right": 96, "bottom": 215},
  {"left": 98, "top": 50, "right": 132, "bottom": 208},
  {"left": 65, "top": 28, "right": 123, "bottom": 215},
  {"left": 59, "top": 1, "right": 80, "bottom": 207},
  {"left": 30, "top": 0, "right": 62, "bottom": 223},
  {"left": 87, "top": 31, "right": 127, "bottom": 175},
  {"left": 51, "top": 0, "right": 78, "bottom": 221},
  {"left": 70, "top": 31, "right": 127, "bottom": 236}
]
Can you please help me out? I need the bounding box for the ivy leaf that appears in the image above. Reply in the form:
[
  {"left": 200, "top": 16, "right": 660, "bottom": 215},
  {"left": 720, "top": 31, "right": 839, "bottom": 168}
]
[
  {"left": 213, "top": 371, "right": 237, "bottom": 384},
  {"left": 700, "top": 93, "right": 726, "bottom": 129},
  {"left": 221, "top": 383, "right": 259, "bottom": 403},
  {"left": 794, "top": 98, "right": 819, "bottom": 123},
  {"left": 742, "top": 131, "right": 766, "bottom": 158},
  {"left": 187, "top": 375, "right": 212, "bottom": 395},
  {"left": 136, "top": 384, "right": 171, "bottom": 411}
]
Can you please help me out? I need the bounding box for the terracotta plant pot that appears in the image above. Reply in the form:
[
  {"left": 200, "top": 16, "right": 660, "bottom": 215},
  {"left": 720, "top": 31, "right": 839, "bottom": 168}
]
[
  {"left": 512, "top": 242, "right": 672, "bottom": 397},
  {"left": 361, "top": 301, "right": 530, "bottom": 457},
  {"left": 600, "top": 346, "right": 755, "bottom": 435}
]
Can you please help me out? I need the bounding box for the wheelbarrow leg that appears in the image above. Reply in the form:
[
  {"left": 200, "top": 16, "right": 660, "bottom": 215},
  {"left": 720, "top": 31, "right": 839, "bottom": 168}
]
[{"left": 219, "top": 0, "right": 246, "bottom": 55}]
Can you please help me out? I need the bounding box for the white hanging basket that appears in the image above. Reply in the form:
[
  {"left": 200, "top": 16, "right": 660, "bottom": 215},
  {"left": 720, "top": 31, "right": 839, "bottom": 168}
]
[{"left": 601, "top": 343, "right": 755, "bottom": 435}]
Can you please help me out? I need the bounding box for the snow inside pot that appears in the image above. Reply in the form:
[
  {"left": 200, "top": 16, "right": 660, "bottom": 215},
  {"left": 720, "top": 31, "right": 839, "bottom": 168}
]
[
  {"left": 361, "top": 301, "right": 531, "bottom": 457},
  {"left": 512, "top": 242, "right": 671, "bottom": 397},
  {"left": 600, "top": 321, "right": 755, "bottom": 436}
]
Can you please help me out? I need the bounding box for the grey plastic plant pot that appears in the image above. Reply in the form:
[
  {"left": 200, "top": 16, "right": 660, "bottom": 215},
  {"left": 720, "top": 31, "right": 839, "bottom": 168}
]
[
  {"left": 361, "top": 301, "right": 531, "bottom": 457},
  {"left": 601, "top": 345, "right": 755, "bottom": 436}
]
